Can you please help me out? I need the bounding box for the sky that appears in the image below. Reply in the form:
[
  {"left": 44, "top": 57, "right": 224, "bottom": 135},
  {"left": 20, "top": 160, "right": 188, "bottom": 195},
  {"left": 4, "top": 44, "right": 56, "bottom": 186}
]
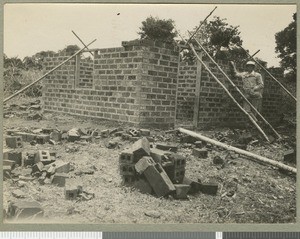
[{"left": 3, "top": 3, "right": 296, "bottom": 67}]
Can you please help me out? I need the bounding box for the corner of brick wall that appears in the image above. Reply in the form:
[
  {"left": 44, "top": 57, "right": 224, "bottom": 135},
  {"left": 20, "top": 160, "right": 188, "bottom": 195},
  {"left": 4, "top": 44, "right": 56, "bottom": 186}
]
[{"left": 136, "top": 41, "right": 179, "bottom": 129}]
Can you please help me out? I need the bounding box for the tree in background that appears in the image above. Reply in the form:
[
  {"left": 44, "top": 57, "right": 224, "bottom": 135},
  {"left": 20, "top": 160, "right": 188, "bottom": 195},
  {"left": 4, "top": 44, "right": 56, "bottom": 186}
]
[
  {"left": 138, "top": 16, "right": 177, "bottom": 44},
  {"left": 275, "top": 13, "right": 296, "bottom": 82},
  {"left": 181, "top": 16, "right": 248, "bottom": 63}
]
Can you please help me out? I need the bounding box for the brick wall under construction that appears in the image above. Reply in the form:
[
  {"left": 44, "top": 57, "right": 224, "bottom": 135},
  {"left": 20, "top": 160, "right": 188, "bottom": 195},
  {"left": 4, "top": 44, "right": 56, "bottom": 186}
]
[
  {"left": 42, "top": 40, "right": 178, "bottom": 129},
  {"left": 42, "top": 40, "right": 285, "bottom": 129},
  {"left": 176, "top": 56, "right": 285, "bottom": 127}
]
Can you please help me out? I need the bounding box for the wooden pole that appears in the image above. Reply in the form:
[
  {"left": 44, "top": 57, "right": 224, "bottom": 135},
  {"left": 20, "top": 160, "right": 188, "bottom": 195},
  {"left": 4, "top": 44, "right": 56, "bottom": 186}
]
[
  {"left": 189, "top": 43, "right": 270, "bottom": 142},
  {"left": 3, "top": 39, "right": 97, "bottom": 103},
  {"left": 188, "top": 34, "right": 281, "bottom": 139},
  {"left": 72, "top": 30, "right": 94, "bottom": 57},
  {"left": 193, "top": 52, "right": 203, "bottom": 128},
  {"left": 178, "top": 128, "right": 296, "bottom": 174},
  {"left": 239, "top": 45, "right": 297, "bottom": 102},
  {"left": 185, "top": 6, "right": 217, "bottom": 46}
]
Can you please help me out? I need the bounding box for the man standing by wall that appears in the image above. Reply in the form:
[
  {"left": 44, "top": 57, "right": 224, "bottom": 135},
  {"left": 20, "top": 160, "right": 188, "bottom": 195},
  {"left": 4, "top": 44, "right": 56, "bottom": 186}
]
[{"left": 229, "top": 61, "right": 264, "bottom": 122}]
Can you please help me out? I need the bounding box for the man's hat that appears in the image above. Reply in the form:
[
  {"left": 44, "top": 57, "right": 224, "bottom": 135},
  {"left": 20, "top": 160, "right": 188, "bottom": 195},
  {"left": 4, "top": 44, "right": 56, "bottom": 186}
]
[{"left": 246, "top": 61, "right": 255, "bottom": 66}]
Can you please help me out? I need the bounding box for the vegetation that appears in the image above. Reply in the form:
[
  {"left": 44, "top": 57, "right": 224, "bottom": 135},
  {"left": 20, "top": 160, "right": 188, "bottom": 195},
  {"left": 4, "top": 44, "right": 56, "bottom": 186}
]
[{"left": 138, "top": 16, "right": 177, "bottom": 44}]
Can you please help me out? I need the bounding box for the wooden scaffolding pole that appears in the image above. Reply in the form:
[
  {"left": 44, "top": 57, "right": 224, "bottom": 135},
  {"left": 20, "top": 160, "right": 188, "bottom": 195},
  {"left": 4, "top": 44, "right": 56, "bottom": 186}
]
[
  {"left": 178, "top": 128, "right": 296, "bottom": 174},
  {"left": 188, "top": 32, "right": 281, "bottom": 139},
  {"left": 3, "top": 39, "right": 97, "bottom": 103}
]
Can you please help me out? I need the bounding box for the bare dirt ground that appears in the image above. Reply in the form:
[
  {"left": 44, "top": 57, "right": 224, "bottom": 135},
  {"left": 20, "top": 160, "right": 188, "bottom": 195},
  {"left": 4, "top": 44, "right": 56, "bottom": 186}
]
[{"left": 2, "top": 98, "right": 296, "bottom": 224}]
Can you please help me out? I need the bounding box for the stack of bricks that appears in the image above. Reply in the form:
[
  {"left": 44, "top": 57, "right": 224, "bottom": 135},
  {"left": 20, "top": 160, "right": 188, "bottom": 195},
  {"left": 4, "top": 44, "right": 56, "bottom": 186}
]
[
  {"left": 119, "top": 137, "right": 151, "bottom": 184},
  {"left": 163, "top": 153, "right": 186, "bottom": 184}
]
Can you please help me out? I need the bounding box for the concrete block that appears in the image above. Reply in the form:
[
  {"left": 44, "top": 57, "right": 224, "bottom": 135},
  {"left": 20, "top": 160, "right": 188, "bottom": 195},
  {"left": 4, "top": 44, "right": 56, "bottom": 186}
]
[
  {"left": 182, "top": 177, "right": 202, "bottom": 194},
  {"left": 283, "top": 149, "right": 296, "bottom": 163},
  {"left": 36, "top": 134, "right": 50, "bottom": 144},
  {"left": 7, "top": 200, "right": 44, "bottom": 219},
  {"left": 32, "top": 162, "right": 44, "bottom": 174},
  {"left": 119, "top": 163, "right": 136, "bottom": 176},
  {"left": 133, "top": 177, "right": 153, "bottom": 194},
  {"left": 50, "top": 130, "right": 62, "bottom": 142},
  {"left": 144, "top": 163, "right": 175, "bottom": 197},
  {"left": 140, "top": 129, "right": 150, "bottom": 136},
  {"left": 169, "top": 153, "right": 186, "bottom": 168},
  {"left": 52, "top": 161, "right": 70, "bottom": 173},
  {"left": 24, "top": 152, "right": 35, "bottom": 166},
  {"left": 156, "top": 143, "right": 178, "bottom": 152},
  {"left": 3, "top": 148, "right": 13, "bottom": 159},
  {"left": 174, "top": 184, "right": 191, "bottom": 199},
  {"left": 64, "top": 182, "right": 82, "bottom": 200},
  {"left": 192, "top": 148, "right": 208, "bottom": 158},
  {"left": 5, "top": 150, "right": 22, "bottom": 165},
  {"left": 131, "top": 137, "right": 151, "bottom": 162},
  {"left": 129, "top": 128, "right": 140, "bottom": 137},
  {"left": 150, "top": 148, "right": 171, "bottom": 164},
  {"left": 174, "top": 167, "right": 185, "bottom": 183},
  {"left": 135, "top": 156, "right": 155, "bottom": 174},
  {"left": 26, "top": 133, "right": 37, "bottom": 142},
  {"left": 119, "top": 149, "right": 134, "bottom": 164},
  {"left": 52, "top": 173, "right": 68, "bottom": 187},
  {"left": 200, "top": 180, "right": 219, "bottom": 195},
  {"left": 6, "top": 136, "right": 23, "bottom": 148},
  {"left": 35, "top": 150, "right": 54, "bottom": 165}
]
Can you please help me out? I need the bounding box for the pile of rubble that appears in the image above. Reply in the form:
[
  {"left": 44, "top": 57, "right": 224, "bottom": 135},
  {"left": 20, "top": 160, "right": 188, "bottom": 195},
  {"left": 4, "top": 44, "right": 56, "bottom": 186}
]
[
  {"left": 3, "top": 99, "right": 42, "bottom": 120},
  {"left": 119, "top": 137, "right": 218, "bottom": 199}
]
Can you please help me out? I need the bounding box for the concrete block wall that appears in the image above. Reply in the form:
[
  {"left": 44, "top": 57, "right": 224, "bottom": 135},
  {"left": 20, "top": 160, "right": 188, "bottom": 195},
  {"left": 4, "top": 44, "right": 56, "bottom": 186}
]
[
  {"left": 176, "top": 57, "right": 285, "bottom": 127},
  {"left": 176, "top": 62, "right": 197, "bottom": 121},
  {"left": 137, "top": 41, "right": 179, "bottom": 128},
  {"left": 42, "top": 40, "right": 179, "bottom": 128},
  {"left": 78, "top": 57, "right": 94, "bottom": 88},
  {"left": 42, "top": 40, "right": 285, "bottom": 129}
]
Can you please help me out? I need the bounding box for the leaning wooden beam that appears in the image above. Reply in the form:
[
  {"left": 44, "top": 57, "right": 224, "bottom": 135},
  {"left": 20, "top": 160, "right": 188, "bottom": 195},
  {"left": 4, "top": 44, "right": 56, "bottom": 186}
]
[
  {"left": 241, "top": 49, "right": 260, "bottom": 63},
  {"left": 185, "top": 6, "right": 217, "bottom": 46},
  {"left": 188, "top": 33, "right": 281, "bottom": 139},
  {"left": 178, "top": 128, "right": 296, "bottom": 174},
  {"left": 239, "top": 45, "right": 297, "bottom": 102},
  {"left": 3, "top": 39, "right": 97, "bottom": 103},
  {"left": 72, "top": 30, "right": 94, "bottom": 57},
  {"left": 188, "top": 43, "right": 270, "bottom": 142}
]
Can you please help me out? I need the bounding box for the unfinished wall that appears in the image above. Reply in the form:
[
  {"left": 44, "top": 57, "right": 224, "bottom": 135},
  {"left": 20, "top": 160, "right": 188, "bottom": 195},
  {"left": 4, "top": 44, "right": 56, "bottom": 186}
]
[
  {"left": 176, "top": 57, "right": 285, "bottom": 127},
  {"left": 42, "top": 40, "right": 179, "bottom": 129},
  {"left": 42, "top": 40, "right": 285, "bottom": 129}
]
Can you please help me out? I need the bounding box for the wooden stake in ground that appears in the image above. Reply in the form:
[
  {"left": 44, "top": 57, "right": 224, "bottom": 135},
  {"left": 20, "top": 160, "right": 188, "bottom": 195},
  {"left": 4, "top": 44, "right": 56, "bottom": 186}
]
[
  {"left": 188, "top": 43, "right": 270, "bottom": 142},
  {"left": 187, "top": 33, "right": 281, "bottom": 140},
  {"left": 178, "top": 128, "right": 296, "bottom": 174},
  {"left": 3, "top": 39, "right": 97, "bottom": 103}
]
